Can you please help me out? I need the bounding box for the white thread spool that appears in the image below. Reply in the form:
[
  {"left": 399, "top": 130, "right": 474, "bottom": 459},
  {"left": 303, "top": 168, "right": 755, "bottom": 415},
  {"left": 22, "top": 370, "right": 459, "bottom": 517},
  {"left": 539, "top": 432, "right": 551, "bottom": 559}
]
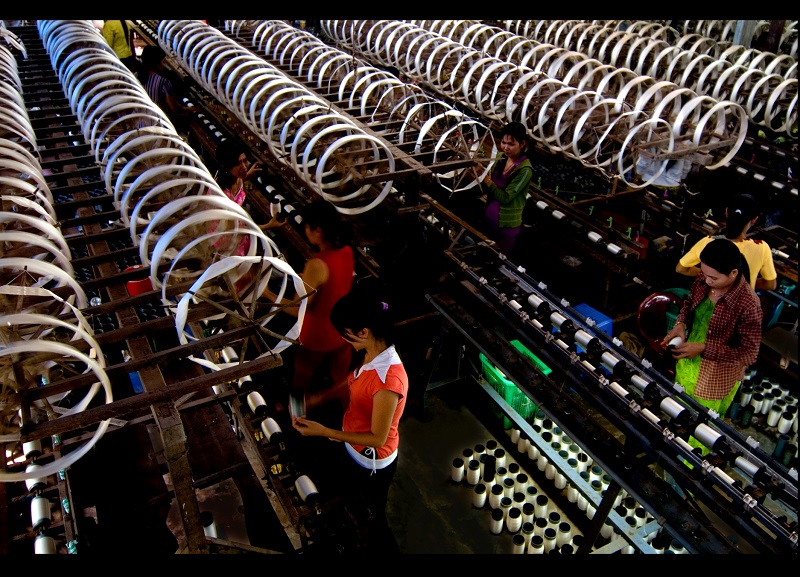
[
  {"left": 473, "top": 483, "right": 487, "bottom": 508},
  {"left": 528, "top": 534, "right": 544, "bottom": 554},
  {"left": 537, "top": 453, "right": 548, "bottom": 472},
  {"left": 512, "top": 533, "right": 526, "bottom": 554},
  {"left": 587, "top": 231, "right": 603, "bottom": 243},
  {"left": 525, "top": 485, "right": 538, "bottom": 504},
  {"left": 200, "top": 511, "right": 218, "bottom": 538},
  {"left": 527, "top": 294, "right": 544, "bottom": 311},
  {"left": 533, "top": 516, "right": 548, "bottom": 538},
  {"left": 25, "top": 463, "right": 47, "bottom": 494},
  {"left": 490, "top": 508, "right": 505, "bottom": 535},
  {"left": 661, "top": 397, "right": 687, "bottom": 420},
  {"left": 567, "top": 457, "right": 578, "bottom": 473},
  {"left": 517, "top": 433, "right": 530, "bottom": 454},
  {"left": 269, "top": 200, "right": 281, "bottom": 217},
  {"left": 761, "top": 392, "right": 775, "bottom": 415},
  {"left": 556, "top": 521, "right": 572, "bottom": 547},
  {"left": 466, "top": 459, "right": 481, "bottom": 485},
  {"left": 777, "top": 411, "right": 795, "bottom": 434},
  {"left": 246, "top": 391, "right": 267, "bottom": 417},
  {"left": 31, "top": 495, "right": 51, "bottom": 531},
  {"left": 566, "top": 482, "right": 578, "bottom": 503},
  {"left": 261, "top": 417, "right": 283, "bottom": 443},
  {"left": 494, "top": 466, "right": 508, "bottom": 486},
  {"left": 461, "top": 447, "right": 474, "bottom": 465},
  {"left": 522, "top": 521, "right": 534, "bottom": 549},
  {"left": 750, "top": 392, "right": 764, "bottom": 414},
  {"left": 767, "top": 404, "right": 782, "bottom": 427},
  {"left": 220, "top": 346, "right": 239, "bottom": 363},
  {"left": 669, "top": 539, "right": 686, "bottom": 554},
  {"left": 600, "top": 519, "right": 615, "bottom": 539},
  {"left": 503, "top": 477, "right": 516, "bottom": 499},
  {"left": 634, "top": 507, "right": 647, "bottom": 528},
  {"left": 534, "top": 494, "right": 549, "bottom": 518},
  {"left": 507, "top": 507, "right": 523, "bottom": 533},
  {"left": 23, "top": 439, "right": 43, "bottom": 461},
  {"left": 576, "top": 490, "right": 589, "bottom": 512},
  {"left": 694, "top": 423, "right": 723, "bottom": 451},
  {"left": 34, "top": 533, "right": 57, "bottom": 554},
  {"left": 489, "top": 484, "right": 504, "bottom": 510},
  {"left": 543, "top": 527, "right": 557, "bottom": 552},
  {"left": 500, "top": 497, "right": 514, "bottom": 523},
  {"left": 451, "top": 457, "right": 465, "bottom": 483},
  {"left": 515, "top": 473, "right": 529, "bottom": 494},
  {"left": 623, "top": 496, "right": 637, "bottom": 514},
  {"left": 666, "top": 336, "right": 683, "bottom": 350},
  {"left": 549, "top": 311, "right": 567, "bottom": 329},
  {"left": 295, "top": 474, "right": 320, "bottom": 505},
  {"left": 522, "top": 502, "right": 535, "bottom": 525},
  {"left": 237, "top": 374, "right": 253, "bottom": 391}
]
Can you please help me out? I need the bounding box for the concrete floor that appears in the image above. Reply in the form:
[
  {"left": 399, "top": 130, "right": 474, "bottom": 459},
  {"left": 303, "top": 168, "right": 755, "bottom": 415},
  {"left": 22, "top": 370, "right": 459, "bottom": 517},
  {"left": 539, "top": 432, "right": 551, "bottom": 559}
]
[{"left": 388, "top": 382, "right": 508, "bottom": 554}]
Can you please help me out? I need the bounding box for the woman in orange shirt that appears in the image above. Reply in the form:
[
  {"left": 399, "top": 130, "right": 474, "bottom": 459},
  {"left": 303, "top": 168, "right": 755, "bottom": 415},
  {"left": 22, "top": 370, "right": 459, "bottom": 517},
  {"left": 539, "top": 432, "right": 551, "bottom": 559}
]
[{"left": 293, "top": 288, "right": 408, "bottom": 554}]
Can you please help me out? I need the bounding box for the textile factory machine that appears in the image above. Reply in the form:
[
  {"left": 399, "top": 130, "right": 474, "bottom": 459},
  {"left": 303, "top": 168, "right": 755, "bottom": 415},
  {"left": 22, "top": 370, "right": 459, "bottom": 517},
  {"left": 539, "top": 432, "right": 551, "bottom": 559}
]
[{"left": 1, "top": 19, "right": 796, "bottom": 554}]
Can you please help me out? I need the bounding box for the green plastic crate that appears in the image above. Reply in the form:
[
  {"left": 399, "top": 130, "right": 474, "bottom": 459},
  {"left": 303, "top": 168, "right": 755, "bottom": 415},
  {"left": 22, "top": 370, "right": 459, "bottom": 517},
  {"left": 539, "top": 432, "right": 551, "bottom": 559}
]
[
  {"left": 479, "top": 353, "right": 537, "bottom": 427},
  {"left": 510, "top": 339, "right": 552, "bottom": 376},
  {"left": 479, "top": 352, "right": 509, "bottom": 395}
]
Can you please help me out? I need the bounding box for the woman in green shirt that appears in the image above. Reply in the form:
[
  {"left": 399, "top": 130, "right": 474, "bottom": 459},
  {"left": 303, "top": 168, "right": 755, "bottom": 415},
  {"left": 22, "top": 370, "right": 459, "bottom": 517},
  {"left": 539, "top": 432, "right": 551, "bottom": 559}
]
[{"left": 481, "top": 121, "right": 533, "bottom": 255}]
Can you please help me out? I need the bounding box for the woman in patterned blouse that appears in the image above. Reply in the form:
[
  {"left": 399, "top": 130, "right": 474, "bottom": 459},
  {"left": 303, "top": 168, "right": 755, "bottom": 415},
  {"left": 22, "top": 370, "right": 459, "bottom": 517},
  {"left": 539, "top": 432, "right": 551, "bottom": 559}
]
[{"left": 662, "top": 238, "right": 763, "bottom": 423}]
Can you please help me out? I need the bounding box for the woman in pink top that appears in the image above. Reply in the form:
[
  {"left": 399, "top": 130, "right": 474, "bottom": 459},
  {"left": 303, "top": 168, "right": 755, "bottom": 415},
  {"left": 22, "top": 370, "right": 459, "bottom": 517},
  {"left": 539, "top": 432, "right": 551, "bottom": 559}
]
[
  {"left": 210, "top": 140, "right": 262, "bottom": 257},
  {"left": 293, "top": 288, "right": 408, "bottom": 554}
]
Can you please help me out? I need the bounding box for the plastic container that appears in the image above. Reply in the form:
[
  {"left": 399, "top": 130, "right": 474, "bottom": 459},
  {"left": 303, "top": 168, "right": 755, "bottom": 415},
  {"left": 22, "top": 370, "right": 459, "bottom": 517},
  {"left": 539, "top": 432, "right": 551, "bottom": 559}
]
[
  {"left": 573, "top": 303, "right": 613, "bottom": 336},
  {"left": 509, "top": 339, "right": 552, "bottom": 376},
  {"left": 479, "top": 353, "right": 537, "bottom": 428}
]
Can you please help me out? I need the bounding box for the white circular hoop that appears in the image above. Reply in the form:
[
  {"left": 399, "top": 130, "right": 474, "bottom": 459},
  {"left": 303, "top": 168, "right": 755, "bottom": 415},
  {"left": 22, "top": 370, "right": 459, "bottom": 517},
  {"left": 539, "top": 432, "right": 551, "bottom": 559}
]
[
  {"left": 0, "top": 257, "right": 87, "bottom": 308},
  {"left": 617, "top": 117, "right": 675, "bottom": 188},
  {"left": 315, "top": 134, "right": 396, "bottom": 215},
  {"left": 172, "top": 255, "right": 307, "bottom": 366},
  {"left": 0, "top": 340, "right": 112, "bottom": 482}
]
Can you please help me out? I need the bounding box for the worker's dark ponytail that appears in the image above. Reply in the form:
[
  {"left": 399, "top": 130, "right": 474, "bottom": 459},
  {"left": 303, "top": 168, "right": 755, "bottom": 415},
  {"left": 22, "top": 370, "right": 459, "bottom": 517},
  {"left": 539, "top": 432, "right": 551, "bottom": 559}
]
[{"left": 723, "top": 193, "right": 759, "bottom": 239}]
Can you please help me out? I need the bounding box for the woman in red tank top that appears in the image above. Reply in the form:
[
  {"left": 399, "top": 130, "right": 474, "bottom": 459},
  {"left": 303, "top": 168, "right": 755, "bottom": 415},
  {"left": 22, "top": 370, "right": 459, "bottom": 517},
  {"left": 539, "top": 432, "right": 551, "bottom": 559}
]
[{"left": 288, "top": 201, "right": 355, "bottom": 424}]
